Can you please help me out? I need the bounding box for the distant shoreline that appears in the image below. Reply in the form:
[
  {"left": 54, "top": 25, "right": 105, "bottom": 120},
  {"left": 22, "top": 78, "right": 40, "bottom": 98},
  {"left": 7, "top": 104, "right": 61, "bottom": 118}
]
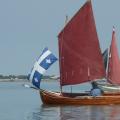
[
  {"left": 0, "top": 78, "right": 59, "bottom": 82},
  {"left": 0, "top": 79, "right": 27, "bottom": 82}
]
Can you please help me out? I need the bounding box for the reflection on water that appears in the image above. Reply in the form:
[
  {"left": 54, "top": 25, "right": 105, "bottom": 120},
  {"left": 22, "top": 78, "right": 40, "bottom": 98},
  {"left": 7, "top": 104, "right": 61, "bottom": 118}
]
[
  {"left": 28, "top": 105, "right": 60, "bottom": 120},
  {"left": 29, "top": 105, "right": 120, "bottom": 120},
  {"left": 1, "top": 82, "right": 120, "bottom": 120}
]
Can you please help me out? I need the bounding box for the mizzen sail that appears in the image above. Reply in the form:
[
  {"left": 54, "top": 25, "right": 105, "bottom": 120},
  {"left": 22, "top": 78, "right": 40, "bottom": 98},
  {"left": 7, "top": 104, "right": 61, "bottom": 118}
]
[
  {"left": 108, "top": 28, "right": 120, "bottom": 85},
  {"left": 58, "top": 0, "right": 105, "bottom": 86}
]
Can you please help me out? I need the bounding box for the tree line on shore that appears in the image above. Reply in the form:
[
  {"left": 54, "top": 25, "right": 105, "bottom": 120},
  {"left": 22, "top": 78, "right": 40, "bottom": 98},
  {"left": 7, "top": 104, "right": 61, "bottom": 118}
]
[{"left": 0, "top": 74, "right": 59, "bottom": 80}]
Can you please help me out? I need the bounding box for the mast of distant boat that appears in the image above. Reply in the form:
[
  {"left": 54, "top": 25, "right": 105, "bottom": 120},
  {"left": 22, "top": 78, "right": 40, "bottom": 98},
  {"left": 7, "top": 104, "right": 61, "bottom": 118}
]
[{"left": 106, "top": 48, "right": 110, "bottom": 78}]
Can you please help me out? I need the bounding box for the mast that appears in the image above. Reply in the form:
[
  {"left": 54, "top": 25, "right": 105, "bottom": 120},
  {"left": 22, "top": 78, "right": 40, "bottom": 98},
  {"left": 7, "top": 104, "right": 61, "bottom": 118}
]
[
  {"left": 105, "top": 48, "right": 109, "bottom": 77},
  {"left": 60, "top": 15, "right": 69, "bottom": 93},
  {"left": 65, "top": 15, "right": 68, "bottom": 25}
]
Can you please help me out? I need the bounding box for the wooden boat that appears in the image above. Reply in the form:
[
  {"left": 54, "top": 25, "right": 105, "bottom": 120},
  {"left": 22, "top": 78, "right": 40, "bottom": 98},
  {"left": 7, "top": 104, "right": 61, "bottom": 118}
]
[
  {"left": 39, "top": 0, "right": 120, "bottom": 105},
  {"left": 40, "top": 89, "right": 120, "bottom": 105}
]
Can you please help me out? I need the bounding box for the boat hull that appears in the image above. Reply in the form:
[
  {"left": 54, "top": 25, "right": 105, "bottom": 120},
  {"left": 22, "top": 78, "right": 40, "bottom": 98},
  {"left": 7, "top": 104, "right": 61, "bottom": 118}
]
[
  {"left": 98, "top": 84, "right": 120, "bottom": 92},
  {"left": 40, "top": 89, "right": 120, "bottom": 105}
]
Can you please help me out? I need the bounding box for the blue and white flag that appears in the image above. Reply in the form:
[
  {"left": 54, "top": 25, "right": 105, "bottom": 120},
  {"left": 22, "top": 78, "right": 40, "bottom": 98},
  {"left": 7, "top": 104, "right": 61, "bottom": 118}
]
[{"left": 28, "top": 48, "right": 57, "bottom": 89}]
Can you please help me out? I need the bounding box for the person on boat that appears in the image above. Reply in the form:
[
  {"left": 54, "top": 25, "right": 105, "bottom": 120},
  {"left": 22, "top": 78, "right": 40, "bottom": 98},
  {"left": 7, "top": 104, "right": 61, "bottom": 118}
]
[{"left": 90, "top": 81, "right": 103, "bottom": 97}]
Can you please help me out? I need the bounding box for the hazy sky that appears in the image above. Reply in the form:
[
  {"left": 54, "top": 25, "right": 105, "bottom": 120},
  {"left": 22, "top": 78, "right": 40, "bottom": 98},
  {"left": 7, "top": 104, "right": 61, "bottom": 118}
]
[{"left": 0, "top": 0, "right": 120, "bottom": 75}]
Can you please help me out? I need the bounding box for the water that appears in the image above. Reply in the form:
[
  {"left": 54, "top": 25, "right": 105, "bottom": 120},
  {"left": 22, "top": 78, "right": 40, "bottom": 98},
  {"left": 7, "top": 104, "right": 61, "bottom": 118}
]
[{"left": 0, "top": 81, "right": 120, "bottom": 120}]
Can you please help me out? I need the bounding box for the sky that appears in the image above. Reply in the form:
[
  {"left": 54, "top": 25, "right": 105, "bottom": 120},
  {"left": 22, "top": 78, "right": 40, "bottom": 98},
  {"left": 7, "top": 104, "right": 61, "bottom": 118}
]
[{"left": 0, "top": 0, "right": 120, "bottom": 75}]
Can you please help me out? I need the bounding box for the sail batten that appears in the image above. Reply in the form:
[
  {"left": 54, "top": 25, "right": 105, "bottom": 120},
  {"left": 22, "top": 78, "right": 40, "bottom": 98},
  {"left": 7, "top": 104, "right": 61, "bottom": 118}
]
[{"left": 58, "top": 1, "right": 105, "bottom": 86}]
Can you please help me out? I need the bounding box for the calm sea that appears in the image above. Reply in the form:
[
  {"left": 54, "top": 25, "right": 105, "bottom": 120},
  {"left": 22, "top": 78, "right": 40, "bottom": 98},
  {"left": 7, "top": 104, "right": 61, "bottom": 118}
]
[{"left": 0, "top": 80, "right": 120, "bottom": 120}]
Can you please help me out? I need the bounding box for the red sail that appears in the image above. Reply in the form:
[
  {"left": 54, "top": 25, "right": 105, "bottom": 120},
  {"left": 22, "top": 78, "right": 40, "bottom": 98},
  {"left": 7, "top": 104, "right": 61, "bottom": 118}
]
[
  {"left": 108, "top": 28, "right": 120, "bottom": 85},
  {"left": 58, "top": 0, "right": 105, "bottom": 86}
]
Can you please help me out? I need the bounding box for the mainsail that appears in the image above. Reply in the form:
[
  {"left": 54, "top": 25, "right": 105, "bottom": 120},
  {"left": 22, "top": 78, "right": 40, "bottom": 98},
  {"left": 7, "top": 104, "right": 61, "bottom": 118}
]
[
  {"left": 108, "top": 28, "right": 120, "bottom": 85},
  {"left": 58, "top": 0, "right": 105, "bottom": 86}
]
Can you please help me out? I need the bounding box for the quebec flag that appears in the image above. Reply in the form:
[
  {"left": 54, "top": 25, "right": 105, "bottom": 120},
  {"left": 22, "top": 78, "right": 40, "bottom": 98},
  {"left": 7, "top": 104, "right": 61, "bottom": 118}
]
[{"left": 28, "top": 48, "right": 57, "bottom": 89}]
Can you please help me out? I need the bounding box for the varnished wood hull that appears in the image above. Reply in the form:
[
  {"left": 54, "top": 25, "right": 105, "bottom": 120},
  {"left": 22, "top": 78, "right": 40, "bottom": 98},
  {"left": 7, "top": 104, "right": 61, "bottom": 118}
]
[{"left": 39, "top": 89, "right": 120, "bottom": 105}]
